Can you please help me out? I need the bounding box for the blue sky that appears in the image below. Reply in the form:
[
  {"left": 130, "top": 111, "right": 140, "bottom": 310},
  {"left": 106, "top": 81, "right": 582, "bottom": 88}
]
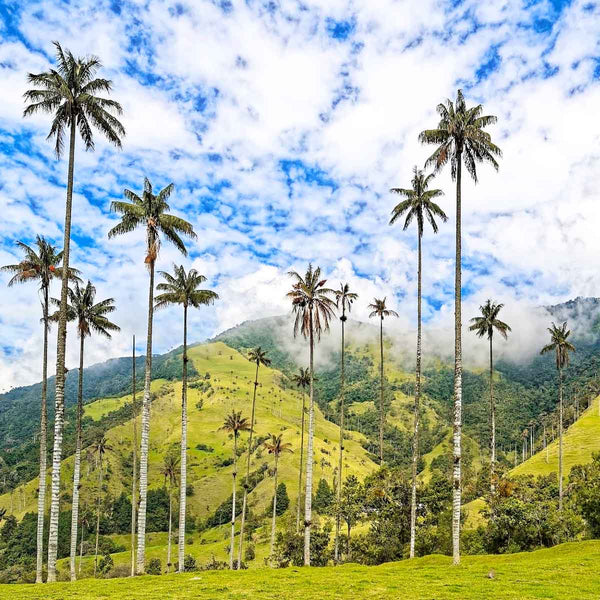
[{"left": 1, "top": 0, "right": 600, "bottom": 389}]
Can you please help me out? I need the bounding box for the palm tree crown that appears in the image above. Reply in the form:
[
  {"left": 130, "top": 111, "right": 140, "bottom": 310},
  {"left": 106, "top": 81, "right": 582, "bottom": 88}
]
[
  {"left": 53, "top": 280, "right": 120, "bottom": 339},
  {"left": 1, "top": 236, "right": 77, "bottom": 289},
  {"left": 469, "top": 300, "right": 511, "bottom": 341},
  {"left": 287, "top": 264, "right": 337, "bottom": 340},
  {"left": 108, "top": 178, "right": 197, "bottom": 263},
  {"left": 248, "top": 347, "right": 271, "bottom": 369},
  {"left": 390, "top": 167, "right": 447, "bottom": 235},
  {"left": 540, "top": 322, "right": 576, "bottom": 369},
  {"left": 334, "top": 283, "right": 358, "bottom": 322},
  {"left": 418, "top": 88, "right": 501, "bottom": 182},
  {"left": 220, "top": 410, "right": 252, "bottom": 437},
  {"left": 90, "top": 435, "right": 113, "bottom": 463},
  {"left": 155, "top": 264, "right": 218, "bottom": 310},
  {"left": 23, "top": 42, "right": 125, "bottom": 157},
  {"left": 264, "top": 433, "right": 293, "bottom": 458},
  {"left": 160, "top": 454, "right": 180, "bottom": 489},
  {"left": 368, "top": 298, "right": 399, "bottom": 321},
  {"left": 292, "top": 367, "right": 311, "bottom": 390}
]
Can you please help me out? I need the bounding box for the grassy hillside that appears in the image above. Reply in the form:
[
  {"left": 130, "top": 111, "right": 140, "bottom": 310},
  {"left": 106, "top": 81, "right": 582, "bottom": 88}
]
[
  {"left": 510, "top": 395, "right": 600, "bottom": 478},
  {"left": 0, "top": 342, "right": 377, "bottom": 565},
  {"left": 5, "top": 541, "right": 600, "bottom": 599}
]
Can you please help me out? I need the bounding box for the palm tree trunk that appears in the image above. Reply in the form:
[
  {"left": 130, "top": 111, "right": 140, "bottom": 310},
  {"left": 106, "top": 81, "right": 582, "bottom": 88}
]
[
  {"left": 347, "top": 522, "right": 352, "bottom": 561},
  {"left": 379, "top": 317, "right": 384, "bottom": 465},
  {"left": 229, "top": 434, "right": 238, "bottom": 569},
  {"left": 47, "top": 115, "right": 76, "bottom": 583},
  {"left": 94, "top": 456, "right": 103, "bottom": 577},
  {"left": 238, "top": 360, "right": 260, "bottom": 569},
  {"left": 335, "top": 315, "right": 346, "bottom": 563},
  {"left": 131, "top": 336, "right": 137, "bottom": 577},
  {"left": 270, "top": 454, "right": 279, "bottom": 564},
  {"left": 559, "top": 366, "right": 563, "bottom": 511},
  {"left": 36, "top": 284, "right": 49, "bottom": 583},
  {"left": 452, "top": 153, "right": 463, "bottom": 566},
  {"left": 69, "top": 335, "right": 85, "bottom": 580},
  {"left": 489, "top": 335, "right": 496, "bottom": 495},
  {"left": 177, "top": 308, "right": 189, "bottom": 573},
  {"left": 409, "top": 233, "right": 423, "bottom": 559},
  {"left": 296, "top": 390, "right": 306, "bottom": 533},
  {"left": 79, "top": 522, "right": 84, "bottom": 575},
  {"left": 136, "top": 255, "right": 155, "bottom": 574},
  {"left": 167, "top": 492, "right": 172, "bottom": 571},
  {"left": 304, "top": 307, "right": 315, "bottom": 566}
]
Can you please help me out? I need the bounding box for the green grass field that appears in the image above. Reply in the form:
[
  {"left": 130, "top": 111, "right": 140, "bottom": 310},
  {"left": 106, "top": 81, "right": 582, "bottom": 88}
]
[{"left": 4, "top": 540, "right": 600, "bottom": 599}]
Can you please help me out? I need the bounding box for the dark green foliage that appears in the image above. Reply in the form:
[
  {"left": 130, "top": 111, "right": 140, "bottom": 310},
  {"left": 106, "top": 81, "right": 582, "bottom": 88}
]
[
  {"left": 146, "top": 557, "right": 162, "bottom": 575},
  {"left": 203, "top": 493, "right": 243, "bottom": 529},
  {"left": 570, "top": 452, "right": 600, "bottom": 537},
  {"left": 183, "top": 554, "right": 197, "bottom": 571},
  {"left": 195, "top": 443, "right": 213, "bottom": 452},
  {"left": 274, "top": 522, "right": 333, "bottom": 567},
  {"left": 313, "top": 478, "right": 334, "bottom": 514},
  {"left": 98, "top": 552, "right": 114, "bottom": 575},
  {"left": 274, "top": 482, "right": 289, "bottom": 516},
  {"left": 146, "top": 488, "right": 170, "bottom": 532},
  {"left": 186, "top": 483, "right": 195, "bottom": 497},
  {"left": 110, "top": 492, "right": 132, "bottom": 534}
]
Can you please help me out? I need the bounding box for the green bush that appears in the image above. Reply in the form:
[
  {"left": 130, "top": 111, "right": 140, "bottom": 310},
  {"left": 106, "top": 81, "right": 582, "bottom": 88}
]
[{"left": 146, "top": 558, "right": 162, "bottom": 575}]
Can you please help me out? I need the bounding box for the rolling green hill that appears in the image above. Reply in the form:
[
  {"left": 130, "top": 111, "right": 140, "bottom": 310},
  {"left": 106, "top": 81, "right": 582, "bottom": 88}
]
[{"left": 4, "top": 540, "right": 600, "bottom": 599}]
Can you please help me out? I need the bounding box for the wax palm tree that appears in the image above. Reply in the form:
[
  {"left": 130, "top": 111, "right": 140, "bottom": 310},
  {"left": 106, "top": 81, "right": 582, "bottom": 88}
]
[
  {"left": 108, "top": 178, "right": 196, "bottom": 573},
  {"left": 390, "top": 166, "right": 446, "bottom": 558},
  {"left": 540, "top": 321, "right": 575, "bottom": 511},
  {"left": 237, "top": 347, "right": 270, "bottom": 569},
  {"left": 24, "top": 43, "right": 124, "bottom": 581},
  {"left": 220, "top": 410, "right": 251, "bottom": 569},
  {"left": 287, "top": 264, "right": 336, "bottom": 566},
  {"left": 51, "top": 280, "right": 119, "bottom": 580},
  {"left": 332, "top": 282, "right": 357, "bottom": 563},
  {"left": 419, "top": 89, "right": 501, "bottom": 565},
  {"left": 91, "top": 435, "right": 113, "bottom": 577},
  {"left": 291, "top": 367, "right": 310, "bottom": 533},
  {"left": 368, "top": 298, "right": 398, "bottom": 465},
  {"left": 1, "top": 236, "right": 77, "bottom": 582},
  {"left": 160, "top": 453, "right": 180, "bottom": 572},
  {"left": 130, "top": 335, "right": 137, "bottom": 577},
  {"left": 469, "top": 300, "right": 510, "bottom": 496},
  {"left": 154, "top": 265, "right": 217, "bottom": 572},
  {"left": 264, "top": 434, "right": 293, "bottom": 564}
]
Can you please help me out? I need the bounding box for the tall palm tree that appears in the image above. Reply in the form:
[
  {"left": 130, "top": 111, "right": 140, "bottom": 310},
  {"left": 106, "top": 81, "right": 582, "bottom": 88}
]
[
  {"left": 1, "top": 236, "right": 76, "bottom": 583},
  {"left": 154, "top": 264, "right": 218, "bottom": 572},
  {"left": 237, "top": 347, "right": 271, "bottom": 569},
  {"left": 130, "top": 335, "right": 137, "bottom": 577},
  {"left": 419, "top": 89, "right": 501, "bottom": 565},
  {"left": 368, "top": 298, "right": 398, "bottom": 465},
  {"left": 108, "top": 178, "right": 196, "bottom": 573},
  {"left": 390, "top": 166, "right": 447, "bottom": 558},
  {"left": 53, "top": 280, "right": 119, "bottom": 581},
  {"left": 91, "top": 435, "right": 113, "bottom": 577},
  {"left": 24, "top": 43, "right": 124, "bottom": 582},
  {"left": 287, "top": 264, "right": 336, "bottom": 566},
  {"left": 469, "top": 300, "right": 510, "bottom": 496},
  {"left": 264, "top": 434, "right": 293, "bottom": 564},
  {"left": 540, "top": 321, "right": 575, "bottom": 511},
  {"left": 332, "top": 283, "right": 357, "bottom": 563},
  {"left": 160, "top": 453, "right": 180, "bottom": 572},
  {"left": 220, "top": 410, "right": 251, "bottom": 569},
  {"left": 291, "top": 367, "right": 310, "bottom": 533}
]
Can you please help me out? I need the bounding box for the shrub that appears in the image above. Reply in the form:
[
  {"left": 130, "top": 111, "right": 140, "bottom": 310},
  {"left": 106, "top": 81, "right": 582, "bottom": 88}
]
[
  {"left": 98, "top": 553, "right": 114, "bottom": 575},
  {"left": 183, "top": 554, "right": 197, "bottom": 571},
  {"left": 146, "top": 558, "right": 162, "bottom": 575}
]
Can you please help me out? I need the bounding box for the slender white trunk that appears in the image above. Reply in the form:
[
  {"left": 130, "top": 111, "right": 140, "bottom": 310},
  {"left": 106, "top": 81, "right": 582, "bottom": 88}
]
[
  {"left": 410, "top": 233, "right": 423, "bottom": 559},
  {"left": 489, "top": 335, "right": 496, "bottom": 495},
  {"left": 379, "top": 317, "right": 384, "bottom": 465},
  {"left": 269, "top": 454, "right": 279, "bottom": 565},
  {"left": 178, "top": 308, "right": 188, "bottom": 572},
  {"left": 69, "top": 335, "right": 85, "bottom": 580},
  {"left": 335, "top": 314, "right": 346, "bottom": 563},
  {"left": 559, "top": 367, "right": 563, "bottom": 511},
  {"left": 238, "top": 360, "right": 259, "bottom": 568},
  {"left": 131, "top": 336, "right": 137, "bottom": 577},
  {"left": 47, "top": 116, "right": 76, "bottom": 582},
  {"left": 296, "top": 390, "right": 306, "bottom": 533},
  {"left": 36, "top": 284, "right": 49, "bottom": 583},
  {"left": 452, "top": 155, "right": 463, "bottom": 566},
  {"left": 229, "top": 434, "right": 238, "bottom": 569},
  {"left": 304, "top": 308, "right": 315, "bottom": 566},
  {"left": 136, "top": 255, "right": 155, "bottom": 574},
  {"left": 167, "top": 493, "right": 172, "bottom": 570},
  {"left": 94, "top": 455, "right": 103, "bottom": 577}
]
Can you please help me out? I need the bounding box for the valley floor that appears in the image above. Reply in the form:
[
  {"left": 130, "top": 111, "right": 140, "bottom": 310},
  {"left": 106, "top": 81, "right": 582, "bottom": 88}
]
[{"left": 4, "top": 540, "right": 600, "bottom": 599}]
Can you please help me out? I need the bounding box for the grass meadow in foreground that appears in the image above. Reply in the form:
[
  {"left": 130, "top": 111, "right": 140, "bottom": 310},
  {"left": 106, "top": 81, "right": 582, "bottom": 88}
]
[{"left": 3, "top": 540, "right": 600, "bottom": 600}]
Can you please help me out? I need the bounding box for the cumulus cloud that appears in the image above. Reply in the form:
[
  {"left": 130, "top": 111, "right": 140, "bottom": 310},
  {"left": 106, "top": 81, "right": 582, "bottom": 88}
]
[{"left": 1, "top": 0, "right": 600, "bottom": 391}]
